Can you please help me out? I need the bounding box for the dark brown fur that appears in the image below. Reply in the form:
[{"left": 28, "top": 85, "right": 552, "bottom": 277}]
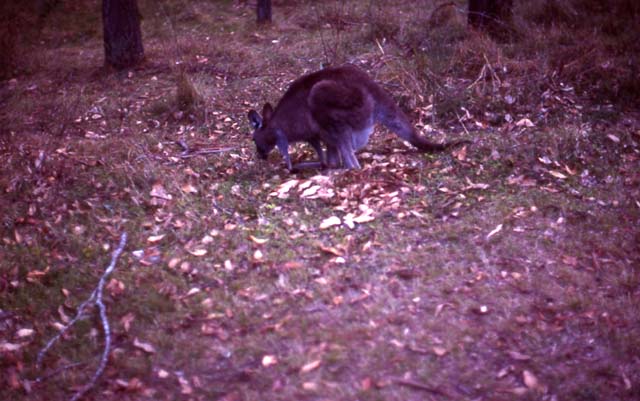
[{"left": 248, "top": 64, "right": 467, "bottom": 170}]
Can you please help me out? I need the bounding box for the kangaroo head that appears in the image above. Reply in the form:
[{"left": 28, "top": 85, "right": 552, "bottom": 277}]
[
  {"left": 247, "top": 103, "right": 291, "bottom": 168},
  {"left": 248, "top": 103, "right": 276, "bottom": 160}
]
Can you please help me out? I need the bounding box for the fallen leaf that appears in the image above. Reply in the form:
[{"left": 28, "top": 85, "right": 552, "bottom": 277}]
[
  {"left": 147, "top": 234, "right": 165, "bottom": 243},
  {"left": 509, "top": 387, "right": 529, "bottom": 395},
  {"left": 262, "top": 355, "right": 278, "bottom": 367},
  {"left": 26, "top": 267, "right": 50, "bottom": 283},
  {"left": 201, "top": 235, "right": 214, "bottom": 244},
  {"left": 319, "top": 216, "right": 341, "bottom": 229},
  {"left": 121, "top": 313, "right": 135, "bottom": 332},
  {"left": 361, "top": 377, "right": 372, "bottom": 390},
  {"left": 270, "top": 179, "right": 299, "bottom": 198},
  {"left": 564, "top": 164, "right": 577, "bottom": 175},
  {"left": 434, "top": 303, "right": 452, "bottom": 317},
  {"left": 454, "top": 146, "right": 467, "bottom": 161},
  {"left": 281, "top": 261, "right": 303, "bottom": 270},
  {"left": 58, "top": 306, "right": 70, "bottom": 323},
  {"left": 300, "top": 185, "right": 320, "bottom": 198},
  {"left": 302, "top": 382, "right": 318, "bottom": 391},
  {"left": 317, "top": 244, "right": 343, "bottom": 256},
  {"left": 0, "top": 342, "right": 23, "bottom": 352},
  {"left": 516, "top": 118, "right": 535, "bottom": 127},
  {"left": 497, "top": 365, "right": 513, "bottom": 378},
  {"left": 342, "top": 214, "right": 356, "bottom": 229},
  {"left": 106, "top": 279, "right": 126, "bottom": 297},
  {"left": 465, "top": 177, "right": 490, "bottom": 190},
  {"left": 548, "top": 170, "right": 567, "bottom": 179},
  {"left": 622, "top": 371, "right": 631, "bottom": 390},
  {"left": 474, "top": 305, "right": 490, "bottom": 314},
  {"left": 117, "top": 377, "right": 143, "bottom": 392},
  {"left": 523, "top": 370, "right": 540, "bottom": 390},
  {"left": 150, "top": 183, "right": 172, "bottom": 200},
  {"left": 187, "top": 248, "right": 207, "bottom": 256},
  {"left": 249, "top": 235, "right": 268, "bottom": 245},
  {"left": 607, "top": 134, "right": 620, "bottom": 143},
  {"left": 181, "top": 183, "right": 198, "bottom": 193},
  {"left": 133, "top": 338, "right": 156, "bottom": 354},
  {"left": 486, "top": 224, "right": 503, "bottom": 239},
  {"left": 178, "top": 375, "right": 192, "bottom": 394},
  {"left": 16, "top": 328, "right": 34, "bottom": 338},
  {"left": 300, "top": 359, "right": 322, "bottom": 373},
  {"left": 508, "top": 350, "right": 531, "bottom": 361},
  {"left": 538, "top": 156, "right": 552, "bottom": 165},
  {"left": 507, "top": 175, "right": 537, "bottom": 186},
  {"left": 352, "top": 212, "right": 375, "bottom": 223},
  {"left": 562, "top": 255, "right": 578, "bottom": 267}
]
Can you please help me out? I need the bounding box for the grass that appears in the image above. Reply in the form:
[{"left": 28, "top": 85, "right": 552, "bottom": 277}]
[{"left": 1, "top": 0, "right": 639, "bottom": 400}]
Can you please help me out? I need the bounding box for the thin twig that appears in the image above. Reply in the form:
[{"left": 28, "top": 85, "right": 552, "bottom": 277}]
[
  {"left": 483, "top": 53, "right": 501, "bottom": 90},
  {"left": 456, "top": 113, "right": 470, "bottom": 136},
  {"left": 394, "top": 378, "right": 450, "bottom": 397},
  {"left": 178, "top": 147, "right": 236, "bottom": 158},
  {"left": 35, "top": 362, "right": 85, "bottom": 383},
  {"left": 36, "top": 293, "right": 98, "bottom": 369},
  {"left": 36, "top": 233, "right": 128, "bottom": 401},
  {"left": 314, "top": 3, "right": 332, "bottom": 64},
  {"left": 175, "top": 140, "right": 189, "bottom": 152},
  {"left": 467, "top": 64, "right": 487, "bottom": 90}
]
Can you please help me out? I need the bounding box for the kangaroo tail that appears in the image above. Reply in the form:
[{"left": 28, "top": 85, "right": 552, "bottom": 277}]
[{"left": 377, "top": 104, "right": 468, "bottom": 152}]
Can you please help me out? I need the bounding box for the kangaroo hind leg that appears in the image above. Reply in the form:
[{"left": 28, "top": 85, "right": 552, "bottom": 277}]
[{"left": 337, "top": 138, "right": 360, "bottom": 169}]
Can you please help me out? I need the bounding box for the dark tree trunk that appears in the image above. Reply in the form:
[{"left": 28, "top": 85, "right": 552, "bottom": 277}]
[
  {"left": 257, "top": 0, "right": 272, "bottom": 24},
  {"left": 102, "top": 0, "right": 144, "bottom": 69},
  {"left": 468, "top": 0, "right": 513, "bottom": 37}
]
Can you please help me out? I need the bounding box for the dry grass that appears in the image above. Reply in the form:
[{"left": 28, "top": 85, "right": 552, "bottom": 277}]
[{"left": 1, "top": 1, "right": 639, "bottom": 400}]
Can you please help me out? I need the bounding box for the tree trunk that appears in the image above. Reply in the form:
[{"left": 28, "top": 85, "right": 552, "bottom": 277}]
[
  {"left": 257, "top": 0, "right": 272, "bottom": 24},
  {"left": 103, "top": 0, "right": 144, "bottom": 69},
  {"left": 468, "top": 0, "right": 513, "bottom": 38}
]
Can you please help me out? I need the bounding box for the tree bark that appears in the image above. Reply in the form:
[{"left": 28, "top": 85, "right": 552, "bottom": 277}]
[
  {"left": 103, "top": 0, "right": 144, "bottom": 69},
  {"left": 468, "top": 0, "right": 513, "bottom": 37},
  {"left": 257, "top": 0, "right": 272, "bottom": 24}
]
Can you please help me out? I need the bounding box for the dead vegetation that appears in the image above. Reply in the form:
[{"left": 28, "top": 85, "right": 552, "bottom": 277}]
[{"left": 1, "top": 1, "right": 639, "bottom": 400}]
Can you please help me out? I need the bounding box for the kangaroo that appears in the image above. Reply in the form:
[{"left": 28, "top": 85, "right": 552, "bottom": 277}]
[{"left": 247, "top": 64, "right": 467, "bottom": 170}]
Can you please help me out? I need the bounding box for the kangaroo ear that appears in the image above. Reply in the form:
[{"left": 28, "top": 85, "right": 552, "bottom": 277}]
[
  {"left": 274, "top": 129, "right": 292, "bottom": 171},
  {"left": 248, "top": 109, "right": 262, "bottom": 129},
  {"left": 262, "top": 103, "right": 274, "bottom": 122}
]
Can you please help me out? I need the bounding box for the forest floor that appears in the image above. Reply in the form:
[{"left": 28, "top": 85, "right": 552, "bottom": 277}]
[{"left": 1, "top": 1, "right": 639, "bottom": 400}]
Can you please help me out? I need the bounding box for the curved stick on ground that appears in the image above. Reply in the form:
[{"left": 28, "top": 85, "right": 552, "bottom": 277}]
[{"left": 36, "top": 233, "right": 128, "bottom": 401}]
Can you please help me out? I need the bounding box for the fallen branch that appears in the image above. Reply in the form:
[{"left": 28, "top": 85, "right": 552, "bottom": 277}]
[{"left": 36, "top": 232, "right": 128, "bottom": 401}]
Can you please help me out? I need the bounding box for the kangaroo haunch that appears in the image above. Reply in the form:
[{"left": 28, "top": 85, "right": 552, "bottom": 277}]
[{"left": 247, "top": 64, "right": 468, "bottom": 170}]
